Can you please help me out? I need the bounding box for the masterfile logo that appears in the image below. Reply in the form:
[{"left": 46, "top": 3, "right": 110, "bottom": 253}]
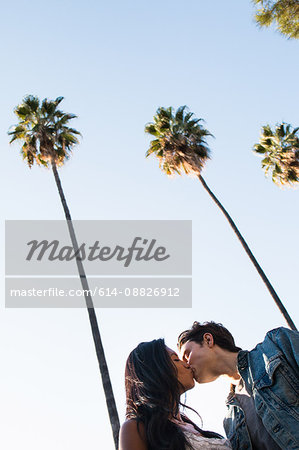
[{"left": 25, "top": 237, "right": 170, "bottom": 267}]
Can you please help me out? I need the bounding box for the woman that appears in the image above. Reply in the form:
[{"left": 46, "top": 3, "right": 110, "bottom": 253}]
[{"left": 119, "top": 339, "right": 231, "bottom": 449}]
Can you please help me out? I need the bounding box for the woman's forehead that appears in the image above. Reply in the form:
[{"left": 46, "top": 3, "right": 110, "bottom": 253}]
[{"left": 166, "top": 346, "right": 177, "bottom": 356}]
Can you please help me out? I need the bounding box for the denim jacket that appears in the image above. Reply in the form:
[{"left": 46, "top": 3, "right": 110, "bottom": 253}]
[{"left": 223, "top": 327, "right": 299, "bottom": 449}]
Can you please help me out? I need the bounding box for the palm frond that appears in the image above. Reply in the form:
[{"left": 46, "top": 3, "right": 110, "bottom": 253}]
[
  {"left": 144, "top": 123, "right": 159, "bottom": 136},
  {"left": 175, "top": 105, "right": 187, "bottom": 122},
  {"left": 145, "top": 105, "right": 212, "bottom": 177},
  {"left": 253, "top": 0, "right": 299, "bottom": 39},
  {"left": 9, "top": 95, "right": 81, "bottom": 168},
  {"left": 253, "top": 121, "right": 299, "bottom": 187},
  {"left": 54, "top": 96, "right": 64, "bottom": 106}
]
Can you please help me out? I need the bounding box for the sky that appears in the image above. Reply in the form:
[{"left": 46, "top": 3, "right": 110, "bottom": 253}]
[{"left": 1, "top": 1, "right": 298, "bottom": 449}]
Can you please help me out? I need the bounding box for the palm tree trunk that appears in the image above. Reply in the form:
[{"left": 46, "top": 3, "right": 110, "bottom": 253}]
[
  {"left": 198, "top": 174, "right": 297, "bottom": 331},
  {"left": 52, "top": 160, "right": 120, "bottom": 448}
]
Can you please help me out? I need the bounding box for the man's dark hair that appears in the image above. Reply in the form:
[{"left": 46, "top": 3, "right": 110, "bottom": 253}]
[{"left": 178, "top": 321, "right": 242, "bottom": 353}]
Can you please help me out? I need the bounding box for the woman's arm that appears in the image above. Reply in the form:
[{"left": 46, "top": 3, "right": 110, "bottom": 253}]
[{"left": 119, "top": 419, "right": 148, "bottom": 450}]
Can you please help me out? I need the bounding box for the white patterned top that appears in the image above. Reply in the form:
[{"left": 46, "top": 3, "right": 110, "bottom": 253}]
[
  {"left": 172, "top": 419, "right": 232, "bottom": 449},
  {"left": 185, "top": 431, "right": 232, "bottom": 449}
]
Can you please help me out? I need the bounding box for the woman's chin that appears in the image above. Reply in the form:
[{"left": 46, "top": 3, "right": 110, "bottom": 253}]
[
  {"left": 189, "top": 379, "right": 196, "bottom": 390},
  {"left": 181, "top": 380, "right": 195, "bottom": 393}
]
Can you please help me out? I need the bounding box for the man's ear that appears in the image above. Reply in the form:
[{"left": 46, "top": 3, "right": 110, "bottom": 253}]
[{"left": 203, "top": 333, "right": 214, "bottom": 347}]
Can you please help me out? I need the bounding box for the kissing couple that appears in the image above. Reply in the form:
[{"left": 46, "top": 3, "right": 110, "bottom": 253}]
[{"left": 119, "top": 321, "right": 299, "bottom": 449}]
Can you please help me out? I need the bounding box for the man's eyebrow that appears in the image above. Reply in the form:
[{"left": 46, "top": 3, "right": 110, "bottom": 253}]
[{"left": 170, "top": 352, "right": 178, "bottom": 357}]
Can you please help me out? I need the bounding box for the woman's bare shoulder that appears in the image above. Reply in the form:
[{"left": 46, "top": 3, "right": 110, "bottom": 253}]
[{"left": 119, "top": 419, "right": 147, "bottom": 450}]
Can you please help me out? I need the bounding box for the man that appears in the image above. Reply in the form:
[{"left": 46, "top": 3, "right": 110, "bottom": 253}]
[{"left": 178, "top": 321, "right": 299, "bottom": 449}]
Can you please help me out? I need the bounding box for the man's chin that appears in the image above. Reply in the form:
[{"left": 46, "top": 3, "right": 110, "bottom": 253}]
[
  {"left": 193, "top": 374, "right": 202, "bottom": 384},
  {"left": 194, "top": 374, "right": 218, "bottom": 384},
  {"left": 195, "top": 378, "right": 209, "bottom": 384}
]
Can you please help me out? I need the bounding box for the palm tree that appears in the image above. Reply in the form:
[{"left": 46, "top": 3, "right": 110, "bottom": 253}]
[
  {"left": 253, "top": 0, "right": 299, "bottom": 39},
  {"left": 8, "top": 95, "right": 120, "bottom": 448},
  {"left": 253, "top": 123, "right": 299, "bottom": 187},
  {"left": 145, "top": 106, "right": 297, "bottom": 331}
]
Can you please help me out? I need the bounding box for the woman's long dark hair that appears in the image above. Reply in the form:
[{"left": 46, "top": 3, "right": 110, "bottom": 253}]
[{"left": 125, "top": 338, "right": 223, "bottom": 450}]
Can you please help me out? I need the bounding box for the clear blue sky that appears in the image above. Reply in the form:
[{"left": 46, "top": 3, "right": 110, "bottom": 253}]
[{"left": 1, "top": 1, "right": 298, "bottom": 449}]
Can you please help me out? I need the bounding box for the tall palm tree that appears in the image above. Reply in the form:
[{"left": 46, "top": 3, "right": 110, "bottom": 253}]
[
  {"left": 253, "top": 123, "right": 299, "bottom": 186},
  {"left": 145, "top": 106, "right": 297, "bottom": 331},
  {"left": 253, "top": 0, "right": 299, "bottom": 39},
  {"left": 8, "top": 95, "right": 120, "bottom": 448}
]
